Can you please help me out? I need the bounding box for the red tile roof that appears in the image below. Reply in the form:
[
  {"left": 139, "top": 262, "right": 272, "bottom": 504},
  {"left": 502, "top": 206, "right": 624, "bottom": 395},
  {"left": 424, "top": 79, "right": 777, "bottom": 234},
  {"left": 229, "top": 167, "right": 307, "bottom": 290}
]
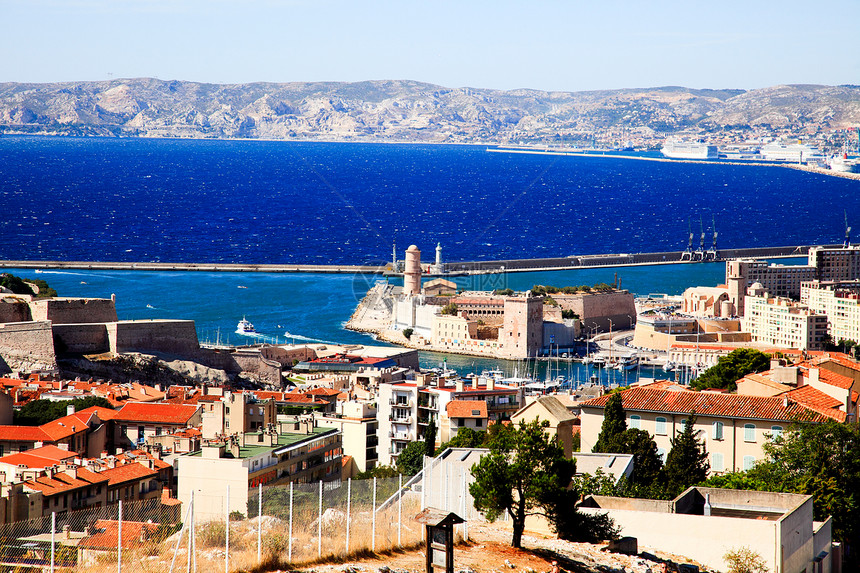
[
  {"left": 446, "top": 400, "right": 488, "bottom": 419},
  {"left": 0, "top": 445, "right": 76, "bottom": 468},
  {"left": 804, "top": 367, "right": 854, "bottom": 390},
  {"left": 579, "top": 387, "right": 836, "bottom": 423},
  {"left": 780, "top": 386, "right": 847, "bottom": 422},
  {"left": 113, "top": 402, "right": 200, "bottom": 425},
  {"left": 24, "top": 468, "right": 109, "bottom": 495},
  {"left": 0, "top": 425, "right": 54, "bottom": 442},
  {"left": 98, "top": 462, "right": 158, "bottom": 486},
  {"left": 79, "top": 520, "right": 162, "bottom": 550}
]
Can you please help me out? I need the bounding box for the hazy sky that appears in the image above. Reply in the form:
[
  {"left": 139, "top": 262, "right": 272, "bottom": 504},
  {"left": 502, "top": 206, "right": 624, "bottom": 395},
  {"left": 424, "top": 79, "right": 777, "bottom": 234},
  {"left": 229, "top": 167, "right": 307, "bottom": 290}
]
[{"left": 2, "top": 0, "right": 858, "bottom": 91}]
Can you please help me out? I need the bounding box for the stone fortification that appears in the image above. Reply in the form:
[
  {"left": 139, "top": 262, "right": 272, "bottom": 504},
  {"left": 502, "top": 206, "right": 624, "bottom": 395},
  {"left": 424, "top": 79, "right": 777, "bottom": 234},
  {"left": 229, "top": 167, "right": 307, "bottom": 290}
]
[
  {"left": 107, "top": 320, "right": 200, "bottom": 356},
  {"left": 29, "top": 297, "right": 118, "bottom": 324},
  {"left": 555, "top": 290, "right": 636, "bottom": 332},
  {"left": 52, "top": 323, "right": 110, "bottom": 354},
  {"left": 0, "top": 321, "right": 56, "bottom": 373},
  {"left": 0, "top": 297, "right": 32, "bottom": 323}
]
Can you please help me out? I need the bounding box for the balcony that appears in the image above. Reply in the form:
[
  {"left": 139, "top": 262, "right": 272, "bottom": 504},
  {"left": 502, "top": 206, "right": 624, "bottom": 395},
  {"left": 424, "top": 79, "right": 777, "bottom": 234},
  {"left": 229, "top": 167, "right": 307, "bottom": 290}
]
[
  {"left": 389, "top": 415, "right": 412, "bottom": 424},
  {"left": 389, "top": 431, "right": 413, "bottom": 441},
  {"left": 390, "top": 399, "right": 413, "bottom": 408}
]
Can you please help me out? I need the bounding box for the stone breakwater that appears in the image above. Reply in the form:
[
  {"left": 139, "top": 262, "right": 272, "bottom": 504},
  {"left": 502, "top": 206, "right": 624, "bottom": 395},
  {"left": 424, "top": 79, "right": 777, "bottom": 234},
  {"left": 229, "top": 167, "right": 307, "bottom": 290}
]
[{"left": 0, "top": 243, "right": 837, "bottom": 277}]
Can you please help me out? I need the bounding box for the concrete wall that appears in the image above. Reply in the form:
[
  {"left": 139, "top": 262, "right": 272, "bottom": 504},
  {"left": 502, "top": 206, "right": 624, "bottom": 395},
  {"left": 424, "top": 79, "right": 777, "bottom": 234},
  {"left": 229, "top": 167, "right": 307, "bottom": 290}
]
[
  {"left": 579, "top": 505, "right": 778, "bottom": 572},
  {"left": 29, "top": 298, "right": 117, "bottom": 324},
  {"left": 779, "top": 496, "right": 815, "bottom": 573},
  {"left": 0, "top": 320, "right": 56, "bottom": 372},
  {"left": 177, "top": 455, "right": 249, "bottom": 521},
  {"left": 107, "top": 320, "right": 200, "bottom": 356},
  {"left": 52, "top": 323, "right": 110, "bottom": 354}
]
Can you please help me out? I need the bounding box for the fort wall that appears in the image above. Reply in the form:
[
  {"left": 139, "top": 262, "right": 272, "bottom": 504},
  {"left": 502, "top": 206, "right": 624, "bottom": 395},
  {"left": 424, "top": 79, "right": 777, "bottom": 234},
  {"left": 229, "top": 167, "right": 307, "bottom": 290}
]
[
  {"left": 29, "top": 298, "right": 118, "bottom": 324},
  {"left": 107, "top": 320, "right": 200, "bottom": 356},
  {"left": 0, "top": 297, "right": 32, "bottom": 323},
  {"left": 52, "top": 323, "right": 110, "bottom": 354},
  {"left": 0, "top": 321, "right": 56, "bottom": 373}
]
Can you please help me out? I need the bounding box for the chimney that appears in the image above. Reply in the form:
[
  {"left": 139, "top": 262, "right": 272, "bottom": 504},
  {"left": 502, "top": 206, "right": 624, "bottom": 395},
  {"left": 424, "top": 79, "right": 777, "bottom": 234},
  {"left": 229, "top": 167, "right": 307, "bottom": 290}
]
[
  {"left": 487, "top": 377, "right": 496, "bottom": 391},
  {"left": 63, "top": 524, "right": 71, "bottom": 540},
  {"left": 456, "top": 379, "right": 464, "bottom": 393},
  {"left": 808, "top": 368, "right": 820, "bottom": 386},
  {"left": 66, "top": 404, "right": 75, "bottom": 416}
]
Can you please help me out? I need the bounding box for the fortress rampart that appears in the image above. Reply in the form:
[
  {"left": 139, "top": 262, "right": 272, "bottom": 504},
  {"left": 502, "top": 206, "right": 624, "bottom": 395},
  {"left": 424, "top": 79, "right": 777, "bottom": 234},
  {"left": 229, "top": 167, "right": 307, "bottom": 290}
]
[
  {"left": 29, "top": 298, "right": 118, "bottom": 324},
  {"left": 0, "top": 321, "right": 57, "bottom": 373}
]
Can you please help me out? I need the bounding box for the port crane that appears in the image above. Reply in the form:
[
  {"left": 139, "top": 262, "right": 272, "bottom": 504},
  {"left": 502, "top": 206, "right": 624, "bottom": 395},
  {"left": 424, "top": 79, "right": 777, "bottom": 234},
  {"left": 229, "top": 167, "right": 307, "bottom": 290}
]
[
  {"left": 706, "top": 215, "right": 718, "bottom": 260},
  {"left": 680, "top": 220, "right": 694, "bottom": 261}
]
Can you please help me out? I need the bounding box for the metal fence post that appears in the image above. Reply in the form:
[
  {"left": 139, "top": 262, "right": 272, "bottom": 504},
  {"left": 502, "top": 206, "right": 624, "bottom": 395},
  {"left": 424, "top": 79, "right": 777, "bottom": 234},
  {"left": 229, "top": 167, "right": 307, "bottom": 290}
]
[
  {"left": 225, "top": 484, "right": 230, "bottom": 573},
  {"left": 345, "top": 478, "right": 351, "bottom": 554},
  {"left": 397, "top": 474, "right": 402, "bottom": 546},
  {"left": 257, "top": 484, "right": 262, "bottom": 564},
  {"left": 50, "top": 511, "right": 55, "bottom": 573},
  {"left": 371, "top": 477, "right": 377, "bottom": 553},
  {"left": 118, "top": 499, "right": 122, "bottom": 573},
  {"left": 288, "top": 482, "right": 294, "bottom": 563},
  {"left": 318, "top": 480, "right": 323, "bottom": 558}
]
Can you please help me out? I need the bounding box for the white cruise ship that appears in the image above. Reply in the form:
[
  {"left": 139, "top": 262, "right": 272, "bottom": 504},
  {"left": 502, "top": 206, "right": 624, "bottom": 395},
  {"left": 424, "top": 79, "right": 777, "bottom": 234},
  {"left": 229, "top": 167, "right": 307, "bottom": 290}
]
[
  {"left": 829, "top": 154, "right": 860, "bottom": 174},
  {"left": 661, "top": 139, "right": 719, "bottom": 160},
  {"left": 760, "top": 142, "right": 826, "bottom": 163}
]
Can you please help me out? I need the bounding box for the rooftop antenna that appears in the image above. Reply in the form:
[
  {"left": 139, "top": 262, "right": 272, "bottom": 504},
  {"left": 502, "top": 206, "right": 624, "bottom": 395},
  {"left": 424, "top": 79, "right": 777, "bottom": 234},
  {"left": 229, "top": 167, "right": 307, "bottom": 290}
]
[
  {"left": 681, "top": 219, "right": 694, "bottom": 261},
  {"left": 845, "top": 211, "right": 852, "bottom": 247}
]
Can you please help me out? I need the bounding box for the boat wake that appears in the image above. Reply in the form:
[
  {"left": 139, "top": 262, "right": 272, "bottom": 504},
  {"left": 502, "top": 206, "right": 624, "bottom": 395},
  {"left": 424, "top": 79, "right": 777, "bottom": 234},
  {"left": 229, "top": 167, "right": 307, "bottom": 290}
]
[{"left": 283, "top": 331, "right": 337, "bottom": 344}]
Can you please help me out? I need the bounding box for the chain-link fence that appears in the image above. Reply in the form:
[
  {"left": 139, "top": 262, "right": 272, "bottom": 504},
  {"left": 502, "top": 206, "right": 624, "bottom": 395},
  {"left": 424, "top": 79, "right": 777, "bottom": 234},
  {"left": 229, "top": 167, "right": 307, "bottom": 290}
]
[{"left": 0, "top": 470, "right": 487, "bottom": 573}]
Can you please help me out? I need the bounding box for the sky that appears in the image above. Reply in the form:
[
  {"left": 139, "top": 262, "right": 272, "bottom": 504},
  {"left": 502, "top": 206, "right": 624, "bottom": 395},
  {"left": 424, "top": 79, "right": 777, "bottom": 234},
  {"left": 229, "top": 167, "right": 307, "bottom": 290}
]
[{"left": 2, "top": 0, "right": 859, "bottom": 92}]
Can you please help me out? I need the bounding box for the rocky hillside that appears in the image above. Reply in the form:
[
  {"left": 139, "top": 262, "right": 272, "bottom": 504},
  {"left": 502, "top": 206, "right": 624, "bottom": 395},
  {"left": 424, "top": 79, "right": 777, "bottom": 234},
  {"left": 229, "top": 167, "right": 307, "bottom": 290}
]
[{"left": 0, "top": 78, "right": 858, "bottom": 142}]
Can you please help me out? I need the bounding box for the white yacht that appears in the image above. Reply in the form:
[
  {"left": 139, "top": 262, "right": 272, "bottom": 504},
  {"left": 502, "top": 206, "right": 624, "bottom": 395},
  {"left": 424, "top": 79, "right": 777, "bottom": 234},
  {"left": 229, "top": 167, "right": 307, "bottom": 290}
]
[{"left": 236, "top": 317, "right": 257, "bottom": 335}]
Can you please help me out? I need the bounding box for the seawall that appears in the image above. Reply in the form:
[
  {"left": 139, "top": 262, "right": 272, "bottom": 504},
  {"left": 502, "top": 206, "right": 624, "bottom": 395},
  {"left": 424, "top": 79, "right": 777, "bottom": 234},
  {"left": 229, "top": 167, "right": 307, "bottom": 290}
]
[{"left": 0, "top": 244, "right": 833, "bottom": 276}]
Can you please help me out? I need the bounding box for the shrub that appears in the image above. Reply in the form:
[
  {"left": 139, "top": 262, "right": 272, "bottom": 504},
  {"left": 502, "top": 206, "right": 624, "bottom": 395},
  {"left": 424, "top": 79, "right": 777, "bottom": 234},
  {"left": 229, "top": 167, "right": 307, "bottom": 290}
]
[
  {"left": 402, "top": 328, "right": 413, "bottom": 339},
  {"left": 723, "top": 546, "right": 769, "bottom": 573}
]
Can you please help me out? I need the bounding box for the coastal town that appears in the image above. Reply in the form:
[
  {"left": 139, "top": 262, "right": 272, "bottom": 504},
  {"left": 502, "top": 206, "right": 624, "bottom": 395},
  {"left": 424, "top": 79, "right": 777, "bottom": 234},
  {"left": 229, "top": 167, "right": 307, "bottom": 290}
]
[{"left": 1, "top": 240, "right": 860, "bottom": 571}]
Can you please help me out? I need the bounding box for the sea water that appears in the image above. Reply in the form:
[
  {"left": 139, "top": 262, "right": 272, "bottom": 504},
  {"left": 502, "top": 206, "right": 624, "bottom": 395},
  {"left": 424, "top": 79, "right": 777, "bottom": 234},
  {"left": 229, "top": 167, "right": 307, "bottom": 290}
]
[{"left": 1, "top": 135, "right": 855, "bottom": 379}]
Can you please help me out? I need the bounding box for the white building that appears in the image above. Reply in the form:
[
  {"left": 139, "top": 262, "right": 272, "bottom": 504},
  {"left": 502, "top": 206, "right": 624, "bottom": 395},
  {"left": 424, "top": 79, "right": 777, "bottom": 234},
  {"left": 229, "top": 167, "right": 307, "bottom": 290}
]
[
  {"left": 802, "top": 279, "right": 860, "bottom": 344},
  {"left": 743, "top": 285, "right": 827, "bottom": 350}
]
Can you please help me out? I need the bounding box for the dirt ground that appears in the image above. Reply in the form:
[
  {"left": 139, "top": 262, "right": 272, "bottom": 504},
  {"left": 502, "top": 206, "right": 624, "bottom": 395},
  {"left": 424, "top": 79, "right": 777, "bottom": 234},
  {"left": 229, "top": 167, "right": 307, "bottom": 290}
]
[{"left": 279, "top": 522, "right": 704, "bottom": 573}]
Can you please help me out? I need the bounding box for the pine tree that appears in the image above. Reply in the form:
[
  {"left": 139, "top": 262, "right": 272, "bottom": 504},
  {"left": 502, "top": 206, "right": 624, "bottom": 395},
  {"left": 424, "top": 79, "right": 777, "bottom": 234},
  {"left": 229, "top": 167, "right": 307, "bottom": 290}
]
[
  {"left": 593, "top": 392, "right": 627, "bottom": 453},
  {"left": 663, "top": 413, "right": 710, "bottom": 497},
  {"left": 424, "top": 419, "right": 437, "bottom": 457}
]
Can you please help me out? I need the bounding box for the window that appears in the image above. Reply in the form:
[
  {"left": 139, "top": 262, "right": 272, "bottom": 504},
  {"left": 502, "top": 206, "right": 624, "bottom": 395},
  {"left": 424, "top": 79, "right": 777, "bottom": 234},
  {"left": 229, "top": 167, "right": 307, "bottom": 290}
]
[
  {"left": 475, "top": 418, "right": 483, "bottom": 427},
  {"left": 630, "top": 415, "right": 641, "bottom": 430},
  {"left": 655, "top": 417, "right": 667, "bottom": 435},
  {"left": 743, "top": 455, "right": 756, "bottom": 471},
  {"left": 712, "top": 452, "right": 724, "bottom": 472},
  {"left": 155, "top": 427, "right": 161, "bottom": 436},
  {"left": 713, "top": 421, "right": 724, "bottom": 440},
  {"left": 657, "top": 448, "right": 667, "bottom": 463},
  {"left": 744, "top": 424, "right": 756, "bottom": 442},
  {"left": 770, "top": 425, "right": 783, "bottom": 440}
]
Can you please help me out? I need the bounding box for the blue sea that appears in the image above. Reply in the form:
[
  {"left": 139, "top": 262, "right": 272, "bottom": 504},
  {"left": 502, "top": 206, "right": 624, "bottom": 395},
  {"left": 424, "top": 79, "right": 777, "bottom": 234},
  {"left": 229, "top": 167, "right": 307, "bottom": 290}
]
[
  {"left": 0, "top": 135, "right": 856, "bottom": 379},
  {"left": 1, "top": 136, "right": 858, "bottom": 264}
]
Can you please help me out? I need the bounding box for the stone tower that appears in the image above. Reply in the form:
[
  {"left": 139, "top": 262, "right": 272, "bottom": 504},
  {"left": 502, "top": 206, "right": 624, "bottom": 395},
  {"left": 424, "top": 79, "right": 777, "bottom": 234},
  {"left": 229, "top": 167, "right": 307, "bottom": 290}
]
[{"left": 404, "top": 245, "right": 422, "bottom": 295}]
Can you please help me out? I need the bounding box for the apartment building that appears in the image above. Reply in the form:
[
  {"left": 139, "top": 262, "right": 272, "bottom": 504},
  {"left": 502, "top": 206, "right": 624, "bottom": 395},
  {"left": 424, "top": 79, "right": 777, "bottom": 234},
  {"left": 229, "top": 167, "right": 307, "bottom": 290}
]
[
  {"left": 377, "top": 375, "right": 523, "bottom": 466},
  {"left": 801, "top": 279, "right": 860, "bottom": 345},
  {"left": 743, "top": 285, "right": 828, "bottom": 350},
  {"left": 113, "top": 402, "right": 202, "bottom": 449},
  {"left": 579, "top": 385, "right": 838, "bottom": 474},
  {"left": 199, "top": 390, "right": 277, "bottom": 439},
  {"left": 177, "top": 427, "right": 342, "bottom": 521},
  {"left": 314, "top": 401, "right": 378, "bottom": 477}
]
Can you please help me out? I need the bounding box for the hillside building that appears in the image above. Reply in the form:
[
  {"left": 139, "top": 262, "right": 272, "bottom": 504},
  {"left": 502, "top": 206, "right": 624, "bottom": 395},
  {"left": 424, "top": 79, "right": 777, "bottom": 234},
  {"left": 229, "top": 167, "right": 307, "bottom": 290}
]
[{"left": 743, "top": 284, "right": 828, "bottom": 351}]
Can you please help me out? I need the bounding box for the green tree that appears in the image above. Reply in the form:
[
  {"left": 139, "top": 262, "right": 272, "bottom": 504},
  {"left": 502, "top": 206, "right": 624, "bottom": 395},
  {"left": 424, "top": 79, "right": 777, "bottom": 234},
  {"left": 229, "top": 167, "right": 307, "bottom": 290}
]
[
  {"left": 618, "top": 428, "right": 664, "bottom": 492},
  {"left": 593, "top": 392, "right": 627, "bottom": 453},
  {"left": 402, "top": 328, "right": 413, "bottom": 340},
  {"left": 14, "top": 396, "right": 114, "bottom": 426},
  {"left": 424, "top": 420, "right": 437, "bottom": 457},
  {"left": 435, "top": 426, "right": 487, "bottom": 454},
  {"left": 561, "top": 309, "right": 579, "bottom": 320},
  {"left": 0, "top": 273, "right": 34, "bottom": 295},
  {"left": 395, "top": 441, "right": 425, "bottom": 475},
  {"left": 469, "top": 420, "right": 576, "bottom": 548},
  {"left": 441, "top": 302, "right": 458, "bottom": 315},
  {"left": 662, "top": 414, "right": 709, "bottom": 498},
  {"left": 354, "top": 465, "right": 401, "bottom": 480},
  {"left": 691, "top": 348, "right": 770, "bottom": 391}
]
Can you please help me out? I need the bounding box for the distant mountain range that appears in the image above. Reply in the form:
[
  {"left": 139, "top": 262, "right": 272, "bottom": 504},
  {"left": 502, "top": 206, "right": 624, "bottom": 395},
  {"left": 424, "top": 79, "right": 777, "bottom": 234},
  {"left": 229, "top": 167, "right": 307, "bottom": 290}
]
[{"left": 1, "top": 79, "right": 858, "bottom": 142}]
